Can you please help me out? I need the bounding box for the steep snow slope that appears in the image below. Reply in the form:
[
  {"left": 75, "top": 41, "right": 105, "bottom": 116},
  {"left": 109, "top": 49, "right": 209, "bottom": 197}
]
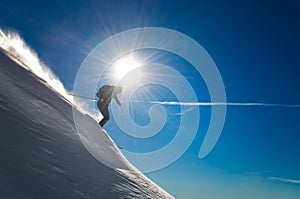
[{"left": 0, "top": 49, "right": 174, "bottom": 199}]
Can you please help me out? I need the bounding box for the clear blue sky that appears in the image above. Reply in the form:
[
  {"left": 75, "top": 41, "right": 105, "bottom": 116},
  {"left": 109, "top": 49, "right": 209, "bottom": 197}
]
[{"left": 1, "top": 0, "right": 300, "bottom": 198}]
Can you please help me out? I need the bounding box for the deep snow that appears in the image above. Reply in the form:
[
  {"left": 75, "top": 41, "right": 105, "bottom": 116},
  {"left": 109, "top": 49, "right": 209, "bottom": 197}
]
[{"left": 0, "top": 47, "right": 174, "bottom": 198}]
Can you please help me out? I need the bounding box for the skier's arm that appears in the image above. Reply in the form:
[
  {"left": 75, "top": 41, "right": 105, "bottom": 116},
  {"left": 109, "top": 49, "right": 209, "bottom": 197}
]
[{"left": 114, "top": 95, "right": 122, "bottom": 107}]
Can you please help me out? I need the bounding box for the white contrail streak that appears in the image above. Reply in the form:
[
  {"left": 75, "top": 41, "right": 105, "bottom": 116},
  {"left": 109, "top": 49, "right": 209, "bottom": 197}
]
[
  {"left": 68, "top": 95, "right": 300, "bottom": 108},
  {"left": 132, "top": 101, "right": 300, "bottom": 108},
  {"left": 268, "top": 177, "right": 300, "bottom": 184}
]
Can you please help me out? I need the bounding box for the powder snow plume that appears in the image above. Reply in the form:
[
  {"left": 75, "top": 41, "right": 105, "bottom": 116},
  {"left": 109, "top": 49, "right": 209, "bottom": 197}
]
[{"left": 0, "top": 28, "right": 72, "bottom": 103}]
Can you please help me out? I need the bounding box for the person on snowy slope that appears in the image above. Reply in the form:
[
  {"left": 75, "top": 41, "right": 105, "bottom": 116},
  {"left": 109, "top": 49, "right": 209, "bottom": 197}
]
[{"left": 96, "top": 85, "right": 122, "bottom": 127}]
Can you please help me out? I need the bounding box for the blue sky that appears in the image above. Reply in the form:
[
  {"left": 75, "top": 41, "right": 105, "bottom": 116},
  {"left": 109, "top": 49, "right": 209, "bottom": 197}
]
[{"left": 1, "top": 0, "right": 300, "bottom": 198}]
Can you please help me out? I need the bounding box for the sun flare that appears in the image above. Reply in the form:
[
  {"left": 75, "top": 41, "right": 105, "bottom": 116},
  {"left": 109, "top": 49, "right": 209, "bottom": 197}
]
[{"left": 113, "top": 55, "right": 142, "bottom": 81}]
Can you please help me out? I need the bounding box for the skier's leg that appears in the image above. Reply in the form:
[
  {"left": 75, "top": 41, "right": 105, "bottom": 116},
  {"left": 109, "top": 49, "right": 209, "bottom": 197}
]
[{"left": 98, "top": 101, "right": 109, "bottom": 127}]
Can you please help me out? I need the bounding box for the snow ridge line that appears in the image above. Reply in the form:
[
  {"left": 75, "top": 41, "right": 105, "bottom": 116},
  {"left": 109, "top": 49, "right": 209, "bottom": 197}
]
[{"left": 0, "top": 28, "right": 72, "bottom": 103}]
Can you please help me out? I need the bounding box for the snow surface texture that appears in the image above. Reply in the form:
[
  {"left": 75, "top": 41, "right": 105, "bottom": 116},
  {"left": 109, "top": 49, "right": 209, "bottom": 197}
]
[{"left": 0, "top": 45, "right": 173, "bottom": 198}]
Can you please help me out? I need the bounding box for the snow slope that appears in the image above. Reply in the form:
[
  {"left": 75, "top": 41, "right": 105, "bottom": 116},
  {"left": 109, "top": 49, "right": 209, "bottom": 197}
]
[{"left": 0, "top": 48, "right": 174, "bottom": 198}]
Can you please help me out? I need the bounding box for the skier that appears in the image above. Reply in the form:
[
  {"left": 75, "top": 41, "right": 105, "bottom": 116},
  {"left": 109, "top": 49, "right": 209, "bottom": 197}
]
[{"left": 96, "top": 85, "right": 122, "bottom": 127}]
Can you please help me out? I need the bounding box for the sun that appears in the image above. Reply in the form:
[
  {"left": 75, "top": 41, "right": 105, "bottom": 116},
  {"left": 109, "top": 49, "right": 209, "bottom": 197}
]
[{"left": 113, "top": 54, "right": 142, "bottom": 81}]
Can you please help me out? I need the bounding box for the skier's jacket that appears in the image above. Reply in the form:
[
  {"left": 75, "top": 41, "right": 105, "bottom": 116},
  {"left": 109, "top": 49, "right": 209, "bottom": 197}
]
[{"left": 96, "top": 85, "right": 114, "bottom": 104}]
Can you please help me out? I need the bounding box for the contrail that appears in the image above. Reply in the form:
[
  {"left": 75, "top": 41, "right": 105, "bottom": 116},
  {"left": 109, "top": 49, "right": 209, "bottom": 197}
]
[
  {"left": 135, "top": 101, "right": 300, "bottom": 108},
  {"left": 69, "top": 94, "right": 300, "bottom": 108}
]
